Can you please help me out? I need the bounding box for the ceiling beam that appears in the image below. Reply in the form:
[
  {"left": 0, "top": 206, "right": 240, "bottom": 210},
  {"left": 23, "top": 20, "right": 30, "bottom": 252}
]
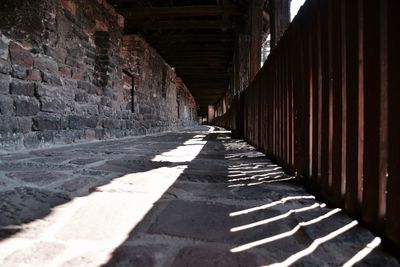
[
  {"left": 117, "top": 5, "right": 243, "bottom": 20},
  {"left": 125, "top": 19, "right": 237, "bottom": 30}
]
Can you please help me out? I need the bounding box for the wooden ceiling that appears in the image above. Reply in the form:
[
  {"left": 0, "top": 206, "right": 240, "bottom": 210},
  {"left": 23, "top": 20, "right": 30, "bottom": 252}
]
[{"left": 107, "top": 0, "right": 250, "bottom": 109}]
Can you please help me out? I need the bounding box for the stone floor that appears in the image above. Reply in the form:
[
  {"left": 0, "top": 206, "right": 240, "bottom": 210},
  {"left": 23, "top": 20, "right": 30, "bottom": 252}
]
[{"left": 0, "top": 126, "right": 398, "bottom": 267}]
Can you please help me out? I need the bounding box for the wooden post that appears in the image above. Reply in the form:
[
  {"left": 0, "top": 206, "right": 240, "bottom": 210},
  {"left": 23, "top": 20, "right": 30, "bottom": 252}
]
[{"left": 249, "top": 0, "right": 264, "bottom": 81}]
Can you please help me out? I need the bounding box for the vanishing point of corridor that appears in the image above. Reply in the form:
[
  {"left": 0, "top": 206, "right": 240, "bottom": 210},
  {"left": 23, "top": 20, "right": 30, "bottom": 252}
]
[{"left": 0, "top": 126, "right": 398, "bottom": 266}]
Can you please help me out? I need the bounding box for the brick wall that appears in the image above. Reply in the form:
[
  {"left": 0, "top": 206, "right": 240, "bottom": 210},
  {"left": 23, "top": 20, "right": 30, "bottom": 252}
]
[{"left": 0, "top": 0, "right": 197, "bottom": 152}]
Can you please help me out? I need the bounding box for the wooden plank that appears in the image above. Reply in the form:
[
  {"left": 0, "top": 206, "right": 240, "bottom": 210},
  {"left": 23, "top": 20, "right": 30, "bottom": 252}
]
[
  {"left": 331, "top": 0, "right": 344, "bottom": 205},
  {"left": 385, "top": 0, "right": 400, "bottom": 247},
  {"left": 345, "top": 0, "right": 363, "bottom": 216},
  {"left": 362, "top": 0, "right": 387, "bottom": 229},
  {"left": 319, "top": 0, "right": 330, "bottom": 196}
]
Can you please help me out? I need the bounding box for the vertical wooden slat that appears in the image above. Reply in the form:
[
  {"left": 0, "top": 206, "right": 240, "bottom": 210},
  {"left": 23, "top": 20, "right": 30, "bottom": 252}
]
[
  {"left": 362, "top": 0, "right": 387, "bottom": 229},
  {"left": 385, "top": 0, "right": 400, "bottom": 247},
  {"left": 331, "top": 0, "right": 344, "bottom": 205},
  {"left": 319, "top": 0, "right": 330, "bottom": 196},
  {"left": 311, "top": 0, "right": 320, "bottom": 188}
]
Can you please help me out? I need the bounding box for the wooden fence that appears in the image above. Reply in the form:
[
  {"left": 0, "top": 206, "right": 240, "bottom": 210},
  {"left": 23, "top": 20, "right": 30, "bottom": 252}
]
[{"left": 214, "top": 0, "right": 400, "bottom": 249}]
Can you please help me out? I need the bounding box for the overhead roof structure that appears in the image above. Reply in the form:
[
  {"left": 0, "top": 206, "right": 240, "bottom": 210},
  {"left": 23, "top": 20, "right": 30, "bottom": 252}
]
[{"left": 108, "top": 0, "right": 270, "bottom": 113}]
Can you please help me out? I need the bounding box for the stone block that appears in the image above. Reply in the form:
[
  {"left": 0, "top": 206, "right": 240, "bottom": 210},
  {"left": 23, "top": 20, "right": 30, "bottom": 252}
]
[
  {"left": 0, "top": 58, "right": 12, "bottom": 74},
  {"left": 77, "top": 80, "right": 97, "bottom": 94},
  {"left": 101, "top": 96, "right": 111, "bottom": 107},
  {"left": 0, "top": 187, "right": 69, "bottom": 225},
  {"left": 0, "top": 73, "right": 11, "bottom": 94},
  {"left": 9, "top": 41, "right": 33, "bottom": 68},
  {"left": 86, "top": 116, "right": 99, "bottom": 128},
  {"left": 0, "top": 116, "right": 31, "bottom": 133},
  {"left": 26, "top": 69, "right": 42, "bottom": 81},
  {"left": 74, "top": 90, "right": 88, "bottom": 102},
  {"left": 172, "top": 247, "right": 260, "bottom": 267},
  {"left": 0, "top": 34, "right": 10, "bottom": 60},
  {"left": 40, "top": 96, "right": 67, "bottom": 114},
  {"left": 32, "top": 112, "right": 65, "bottom": 131},
  {"left": 14, "top": 116, "right": 32, "bottom": 133},
  {"left": 34, "top": 56, "right": 59, "bottom": 74},
  {"left": 59, "top": 65, "right": 71, "bottom": 78},
  {"left": 14, "top": 96, "right": 40, "bottom": 116},
  {"left": 11, "top": 65, "right": 27, "bottom": 79},
  {"left": 35, "top": 84, "right": 60, "bottom": 98},
  {"left": 0, "top": 95, "right": 14, "bottom": 115},
  {"left": 102, "top": 118, "right": 120, "bottom": 129},
  {"left": 0, "top": 116, "right": 13, "bottom": 133},
  {"left": 86, "top": 104, "right": 99, "bottom": 115},
  {"left": 42, "top": 71, "right": 62, "bottom": 86},
  {"left": 10, "top": 80, "right": 36, "bottom": 96},
  {"left": 68, "top": 115, "right": 87, "bottom": 129}
]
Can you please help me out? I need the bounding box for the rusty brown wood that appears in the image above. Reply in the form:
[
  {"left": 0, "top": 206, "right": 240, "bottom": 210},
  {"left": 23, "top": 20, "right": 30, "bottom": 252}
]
[
  {"left": 361, "top": 0, "right": 387, "bottom": 230},
  {"left": 319, "top": 0, "right": 330, "bottom": 197},
  {"left": 330, "top": 0, "right": 344, "bottom": 206},
  {"left": 385, "top": 0, "right": 400, "bottom": 247}
]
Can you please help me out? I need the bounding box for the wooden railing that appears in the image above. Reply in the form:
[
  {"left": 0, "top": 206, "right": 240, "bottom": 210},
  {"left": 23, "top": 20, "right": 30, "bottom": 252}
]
[{"left": 214, "top": 0, "right": 399, "bottom": 249}]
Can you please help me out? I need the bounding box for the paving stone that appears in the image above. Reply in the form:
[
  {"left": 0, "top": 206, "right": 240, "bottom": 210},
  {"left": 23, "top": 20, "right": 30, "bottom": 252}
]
[
  {"left": 56, "top": 176, "right": 98, "bottom": 193},
  {"left": 0, "top": 187, "right": 70, "bottom": 228},
  {"left": 104, "top": 245, "right": 161, "bottom": 267},
  {"left": 2, "top": 241, "right": 65, "bottom": 266},
  {"left": 171, "top": 246, "right": 262, "bottom": 267},
  {"left": 146, "top": 200, "right": 299, "bottom": 244},
  {"left": 6, "top": 171, "right": 68, "bottom": 186},
  {"left": 0, "top": 128, "right": 398, "bottom": 266}
]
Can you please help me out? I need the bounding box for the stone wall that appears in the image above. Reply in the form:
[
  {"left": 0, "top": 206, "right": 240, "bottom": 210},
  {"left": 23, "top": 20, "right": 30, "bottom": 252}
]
[{"left": 0, "top": 0, "right": 197, "bottom": 152}]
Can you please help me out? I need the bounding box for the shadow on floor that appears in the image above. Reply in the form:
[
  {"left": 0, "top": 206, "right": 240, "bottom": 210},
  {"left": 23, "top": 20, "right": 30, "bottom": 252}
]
[
  {"left": 0, "top": 128, "right": 205, "bottom": 242},
  {"left": 102, "top": 128, "right": 399, "bottom": 267}
]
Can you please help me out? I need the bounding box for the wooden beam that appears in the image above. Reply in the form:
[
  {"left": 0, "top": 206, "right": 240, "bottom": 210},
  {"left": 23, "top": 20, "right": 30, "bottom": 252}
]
[
  {"left": 145, "top": 34, "right": 234, "bottom": 43},
  {"left": 118, "top": 5, "right": 243, "bottom": 20},
  {"left": 125, "top": 19, "right": 237, "bottom": 30}
]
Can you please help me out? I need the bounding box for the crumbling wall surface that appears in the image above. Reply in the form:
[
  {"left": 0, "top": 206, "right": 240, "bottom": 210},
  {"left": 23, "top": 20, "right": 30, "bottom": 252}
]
[
  {"left": 0, "top": 0, "right": 197, "bottom": 152},
  {"left": 120, "top": 35, "right": 197, "bottom": 130}
]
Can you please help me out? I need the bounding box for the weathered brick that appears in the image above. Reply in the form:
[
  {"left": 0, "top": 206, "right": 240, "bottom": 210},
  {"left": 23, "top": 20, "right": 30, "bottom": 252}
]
[
  {"left": 0, "top": 116, "right": 13, "bottom": 133},
  {"left": 67, "top": 114, "right": 98, "bottom": 129},
  {"left": 32, "top": 112, "right": 65, "bottom": 131},
  {"left": 40, "top": 96, "right": 67, "bottom": 114},
  {"left": 101, "top": 96, "right": 112, "bottom": 107},
  {"left": 102, "top": 118, "right": 121, "bottom": 129},
  {"left": 14, "top": 116, "right": 33, "bottom": 133},
  {"left": 0, "top": 35, "right": 10, "bottom": 60},
  {"left": 77, "top": 80, "right": 97, "bottom": 94},
  {"left": 26, "top": 69, "right": 42, "bottom": 81},
  {"left": 42, "top": 71, "right": 62, "bottom": 86},
  {"left": 34, "top": 56, "right": 58, "bottom": 74},
  {"left": 10, "top": 80, "right": 36, "bottom": 96},
  {"left": 85, "top": 104, "right": 99, "bottom": 115},
  {"left": 59, "top": 65, "right": 71, "bottom": 78},
  {"left": 14, "top": 96, "right": 40, "bottom": 116},
  {"left": 74, "top": 90, "right": 88, "bottom": 102},
  {"left": 9, "top": 42, "right": 33, "bottom": 68},
  {"left": 0, "top": 95, "right": 14, "bottom": 115},
  {"left": 11, "top": 65, "right": 27, "bottom": 80},
  {"left": 0, "top": 116, "right": 32, "bottom": 133},
  {"left": 0, "top": 74, "right": 11, "bottom": 94},
  {"left": 35, "top": 84, "right": 60, "bottom": 97},
  {"left": 0, "top": 58, "right": 12, "bottom": 74}
]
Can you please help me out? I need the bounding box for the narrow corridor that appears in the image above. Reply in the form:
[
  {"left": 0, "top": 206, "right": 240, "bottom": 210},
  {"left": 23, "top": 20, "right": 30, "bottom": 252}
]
[{"left": 0, "top": 126, "right": 398, "bottom": 266}]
